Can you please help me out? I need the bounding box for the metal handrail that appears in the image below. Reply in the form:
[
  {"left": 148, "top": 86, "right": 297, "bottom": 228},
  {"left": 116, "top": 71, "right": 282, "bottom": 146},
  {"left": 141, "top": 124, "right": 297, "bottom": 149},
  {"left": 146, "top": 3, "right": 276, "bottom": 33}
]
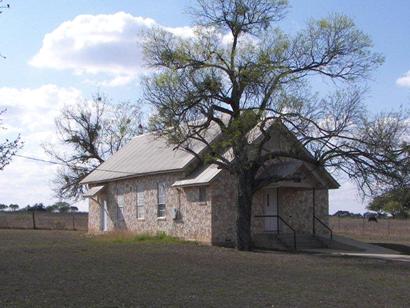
[
  {"left": 254, "top": 215, "right": 297, "bottom": 250},
  {"left": 314, "top": 216, "right": 333, "bottom": 240}
]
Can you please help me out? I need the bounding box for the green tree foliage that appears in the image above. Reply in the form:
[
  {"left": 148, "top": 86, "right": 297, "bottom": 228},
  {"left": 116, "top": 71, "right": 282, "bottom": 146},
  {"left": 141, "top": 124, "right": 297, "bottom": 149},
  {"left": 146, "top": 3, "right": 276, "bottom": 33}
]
[
  {"left": 143, "top": 0, "right": 409, "bottom": 250},
  {"left": 46, "top": 201, "right": 73, "bottom": 213},
  {"left": 8, "top": 203, "right": 19, "bottom": 211},
  {"left": 368, "top": 187, "right": 410, "bottom": 218},
  {"left": 27, "top": 203, "right": 46, "bottom": 212},
  {"left": 44, "top": 94, "right": 144, "bottom": 200},
  {"left": 0, "top": 203, "right": 8, "bottom": 211}
]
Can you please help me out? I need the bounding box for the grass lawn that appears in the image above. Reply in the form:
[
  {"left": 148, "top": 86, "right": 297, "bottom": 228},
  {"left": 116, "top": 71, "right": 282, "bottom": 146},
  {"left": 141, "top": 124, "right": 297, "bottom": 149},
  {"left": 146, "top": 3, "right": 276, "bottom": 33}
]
[{"left": 1, "top": 230, "right": 410, "bottom": 307}]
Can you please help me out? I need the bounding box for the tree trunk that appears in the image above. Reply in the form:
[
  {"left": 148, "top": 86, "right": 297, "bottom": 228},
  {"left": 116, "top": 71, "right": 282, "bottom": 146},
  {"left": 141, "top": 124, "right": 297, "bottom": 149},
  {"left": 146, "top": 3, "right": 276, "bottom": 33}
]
[{"left": 236, "top": 172, "right": 254, "bottom": 251}]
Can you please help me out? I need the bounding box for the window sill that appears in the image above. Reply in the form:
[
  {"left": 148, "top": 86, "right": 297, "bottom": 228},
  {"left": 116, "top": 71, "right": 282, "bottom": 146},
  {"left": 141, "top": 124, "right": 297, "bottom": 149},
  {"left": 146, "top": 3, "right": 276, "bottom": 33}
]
[
  {"left": 157, "top": 217, "right": 166, "bottom": 221},
  {"left": 198, "top": 202, "right": 208, "bottom": 206},
  {"left": 137, "top": 218, "right": 145, "bottom": 221}
]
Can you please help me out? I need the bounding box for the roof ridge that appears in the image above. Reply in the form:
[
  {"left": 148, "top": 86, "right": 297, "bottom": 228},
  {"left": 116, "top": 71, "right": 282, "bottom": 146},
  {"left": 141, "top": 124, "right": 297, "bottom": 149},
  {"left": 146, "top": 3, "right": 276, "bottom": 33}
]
[{"left": 131, "top": 131, "right": 155, "bottom": 139}]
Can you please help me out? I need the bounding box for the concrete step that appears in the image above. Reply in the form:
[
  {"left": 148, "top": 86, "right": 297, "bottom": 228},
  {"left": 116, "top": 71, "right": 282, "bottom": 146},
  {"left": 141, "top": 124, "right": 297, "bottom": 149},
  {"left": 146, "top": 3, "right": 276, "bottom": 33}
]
[
  {"left": 279, "top": 234, "right": 325, "bottom": 249},
  {"left": 252, "top": 233, "right": 287, "bottom": 250},
  {"left": 253, "top": 233, "right": 328, "bottom": 250}
]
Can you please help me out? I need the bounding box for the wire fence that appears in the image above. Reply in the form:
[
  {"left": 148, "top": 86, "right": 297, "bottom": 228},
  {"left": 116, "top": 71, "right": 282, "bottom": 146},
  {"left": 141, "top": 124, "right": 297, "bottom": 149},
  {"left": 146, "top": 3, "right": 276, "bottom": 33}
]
[
  {"left": 0, "top": 212, "right": 88, "bottom": 231},
  {"left": 329, "top": 216, "right": 410, "bottom": 243}
]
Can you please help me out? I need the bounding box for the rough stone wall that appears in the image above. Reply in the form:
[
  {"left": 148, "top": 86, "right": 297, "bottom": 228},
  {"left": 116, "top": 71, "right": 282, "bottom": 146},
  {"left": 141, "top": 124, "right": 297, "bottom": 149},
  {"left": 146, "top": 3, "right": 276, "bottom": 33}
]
[
  {"left": 88, "top": 193, "right": 107, "bottom": 233},
  {"left": 88, "top": 171, "right": 331, "bottom": 243},
  {"left": 87, "top": 172, "right": 213, "bottom": 243},
  {"left": 209, "top": 170, "right": 238, "bottom": 246},
  {"left": 88, "top": 196, "right": 99, "bottom": 233},
  {"left": 312, "top": 189, "right": 330, "bottom": 236},
  {"left": 250, "top": 187, "right": 329, "bottom": 235},
  {"left": 250, "top": 189, "right": 266, "bottom": 235},
  {"left": 278, "top": 188, "right": 314, "bottom": 233},
  {"left": 208, "top": 170, "right": 331, "bottom": 246}
]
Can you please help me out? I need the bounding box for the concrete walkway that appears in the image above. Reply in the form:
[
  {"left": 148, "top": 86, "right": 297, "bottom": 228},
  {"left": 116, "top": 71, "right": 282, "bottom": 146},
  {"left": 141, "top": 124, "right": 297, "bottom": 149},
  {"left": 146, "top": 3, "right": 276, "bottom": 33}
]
[{"left": 304, "top": 235, "right": 410, "bottom": 263}]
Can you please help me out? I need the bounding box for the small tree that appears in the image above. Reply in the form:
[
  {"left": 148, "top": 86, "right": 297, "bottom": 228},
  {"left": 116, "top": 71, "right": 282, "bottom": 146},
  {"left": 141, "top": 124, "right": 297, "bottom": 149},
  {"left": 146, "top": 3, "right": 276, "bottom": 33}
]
[
  {"left": 58, "top": 204, "right": 70, "bottom": 213},
  {"left": 47, "top": 201, "right": 71, "bottom": 213},
  {"left": 69, "top": 206, "right": 79, "bottom": 213},
  {"left": 8, "top": 204, "right": 19, "bottom": 211},
  {"left": 0, "top": 1, "right": 10, "bottom": 59},
  {"left": 44, "top": 94, "right": 144, "bottom": 200},
  {"left": 144, "top": 0, "right": 409, "bottom": 250},
  {"left": 46, "top": 205, "right": 56, "bottom": 212},
  {"left": 0, "top": 109, "right": 23, "bottom": 170},
  {"left": 0, "top": 203, "right": 8, "bottom": 211}
]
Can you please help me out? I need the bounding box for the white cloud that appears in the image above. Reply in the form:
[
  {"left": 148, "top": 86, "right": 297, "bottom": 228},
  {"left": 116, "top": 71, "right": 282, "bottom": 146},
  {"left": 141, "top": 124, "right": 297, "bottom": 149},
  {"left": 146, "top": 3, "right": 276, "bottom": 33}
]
[
  {"left": 396, "top": 71, "right": 410, "bottom": 87},
  {"left": 30, "top": 12, "right": 195, "bottom": 87},
  {"left": 0, "top": 84, "right": 82, "bottom": 133},
  {"left": 0, "top": 85, "right": 87, "bottom": 210},
  {"left": 84, "top": 74, "right": 137, "bottom": 88}
]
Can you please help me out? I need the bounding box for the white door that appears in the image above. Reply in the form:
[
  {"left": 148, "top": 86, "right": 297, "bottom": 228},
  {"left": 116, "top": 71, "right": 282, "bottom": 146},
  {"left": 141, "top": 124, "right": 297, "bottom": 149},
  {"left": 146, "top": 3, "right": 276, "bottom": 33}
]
[
  {"left": 100, "top": 200, "right": 108, "bottom": 232},
  {"left": 264, "top": 188, "right": 278, "bottom": 232}
]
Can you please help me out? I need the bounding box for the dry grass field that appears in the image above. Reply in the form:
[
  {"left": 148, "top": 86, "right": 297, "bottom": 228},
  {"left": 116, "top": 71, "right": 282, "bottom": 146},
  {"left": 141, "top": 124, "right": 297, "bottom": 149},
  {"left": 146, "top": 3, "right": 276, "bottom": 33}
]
[
  {"left": 0, "top": 212, "right": 88, "bottom": 231},
  {"left": 1, "top": 229, "right": 410, "bottom": 307},
  {"left": 330, "top": 217, "right": 410, "bottom": 245}
]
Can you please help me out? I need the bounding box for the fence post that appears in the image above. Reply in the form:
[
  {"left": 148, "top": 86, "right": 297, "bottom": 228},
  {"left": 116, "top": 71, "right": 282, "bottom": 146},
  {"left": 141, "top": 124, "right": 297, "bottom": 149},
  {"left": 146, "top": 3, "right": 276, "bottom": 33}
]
[{"left": 32, "top": 211, "right": 37, "bottom": 230}]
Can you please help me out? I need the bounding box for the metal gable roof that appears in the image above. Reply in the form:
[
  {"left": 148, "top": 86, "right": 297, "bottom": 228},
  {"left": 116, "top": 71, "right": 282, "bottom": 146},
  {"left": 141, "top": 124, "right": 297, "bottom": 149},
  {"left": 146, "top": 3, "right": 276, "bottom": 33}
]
[
  {"left": 172, "top": 164, "right": 222, "bottom": 187},
  {"left": 81, "top": 119, "right": 339, "bottom": 189},
  {"left": 81, "top": 133, "right": 201, "bottom": 184},
  {"left": 80, "top": 122, "right": 222, "bottom": 184},
  {"left": 83, "top": 185, "right": 105, "bottom": 197}
]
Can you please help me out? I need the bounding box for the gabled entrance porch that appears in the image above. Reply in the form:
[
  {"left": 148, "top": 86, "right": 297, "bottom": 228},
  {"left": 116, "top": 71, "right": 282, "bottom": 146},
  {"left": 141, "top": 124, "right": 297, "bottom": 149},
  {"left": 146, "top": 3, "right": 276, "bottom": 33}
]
[{"left": 251, "top": 162, "right": 335, "bottom": 250}]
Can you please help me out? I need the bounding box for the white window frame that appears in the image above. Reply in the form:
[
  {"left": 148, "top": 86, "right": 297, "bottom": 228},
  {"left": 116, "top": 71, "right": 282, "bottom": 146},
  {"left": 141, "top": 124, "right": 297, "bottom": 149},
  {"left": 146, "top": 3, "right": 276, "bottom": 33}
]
[
  {"left": 157, "top": 182, "right": 166, "bottom": 219},
  {"left": 136, "top": 184, "right": 145, "bottom": 220},
  {"left": 198, "top": 186, "right": 207, "bottom": 203}
]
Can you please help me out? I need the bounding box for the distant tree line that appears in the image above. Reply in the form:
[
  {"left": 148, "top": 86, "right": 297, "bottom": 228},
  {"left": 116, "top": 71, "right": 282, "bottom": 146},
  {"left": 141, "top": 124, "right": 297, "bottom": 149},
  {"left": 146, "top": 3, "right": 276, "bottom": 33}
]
[
  {"left": 0, "top": 201, "right": 79, "bottom": 213},
  {"left": 332, "top": 210, "right": 405, "bottom": 219},
  {"left": 332, "top": 211, "right": 364, "bottom": 218}
]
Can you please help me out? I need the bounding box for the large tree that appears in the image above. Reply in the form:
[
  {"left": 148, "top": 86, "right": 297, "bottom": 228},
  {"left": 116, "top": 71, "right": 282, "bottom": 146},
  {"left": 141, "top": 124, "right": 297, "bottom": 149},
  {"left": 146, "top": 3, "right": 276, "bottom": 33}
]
[
  {"left": 44, "top": 94, "right": 144, "bottom": 200},
  {"left": 143, "top": 0, "right": 409, "bottom": 250},
  {"left": 1, "top": 4, "right": 22, "bottom": 168}
]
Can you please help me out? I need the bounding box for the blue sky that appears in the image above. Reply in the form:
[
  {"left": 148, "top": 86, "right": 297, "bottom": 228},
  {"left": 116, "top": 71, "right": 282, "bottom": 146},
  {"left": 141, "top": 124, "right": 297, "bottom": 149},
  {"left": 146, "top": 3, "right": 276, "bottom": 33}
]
[{"left": 0, "top": 0, "right": 409, "bottom": 212}]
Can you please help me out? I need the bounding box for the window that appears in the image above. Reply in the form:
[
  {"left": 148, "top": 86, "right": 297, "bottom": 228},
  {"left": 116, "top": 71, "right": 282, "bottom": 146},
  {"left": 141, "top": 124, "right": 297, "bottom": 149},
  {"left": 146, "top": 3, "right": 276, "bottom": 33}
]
[
  {"left": 136, "top": 184, "right": 145, "bottom": 219},
  {"left": 157, "top": 182, "right": 166, "bottom": 218},
  {"left": 198, "top": 186, "right": 207, "bottom": 203},
  {"left": 117, "top": 192, "right": 125, "bottom": 221}
]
